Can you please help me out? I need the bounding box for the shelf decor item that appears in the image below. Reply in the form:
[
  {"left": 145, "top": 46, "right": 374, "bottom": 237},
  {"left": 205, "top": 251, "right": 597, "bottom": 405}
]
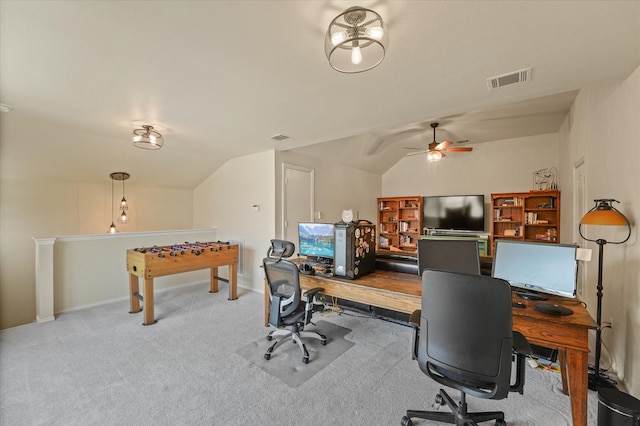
[
  {"left": 578, "top": 199, "right": 632, "bottom": 390},
  {"left": 532, "top": 167, "right": 557, "bottom": 191}
]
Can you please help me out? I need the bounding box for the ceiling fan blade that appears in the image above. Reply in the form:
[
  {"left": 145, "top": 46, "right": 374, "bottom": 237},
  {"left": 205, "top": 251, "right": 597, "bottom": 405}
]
[
  {"left": 435, "top": 140, "right": 452, "bottom": 150},
  {"left": 405, "top": 150, "right": 427, "bottom": 157},
  {"left": 443, "top": 147, "right": 473, "bottom": 152}
]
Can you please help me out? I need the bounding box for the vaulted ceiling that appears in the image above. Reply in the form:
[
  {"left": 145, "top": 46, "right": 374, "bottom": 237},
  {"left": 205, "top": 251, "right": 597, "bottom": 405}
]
[{"left": 1, "top": 1, "right": 638, "bottom": 188}]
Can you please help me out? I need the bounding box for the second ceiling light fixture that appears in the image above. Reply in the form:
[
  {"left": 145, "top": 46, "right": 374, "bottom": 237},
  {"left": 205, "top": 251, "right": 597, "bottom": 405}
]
[{"left": 325, "top": 6, "right": 388, "bottom": 73}]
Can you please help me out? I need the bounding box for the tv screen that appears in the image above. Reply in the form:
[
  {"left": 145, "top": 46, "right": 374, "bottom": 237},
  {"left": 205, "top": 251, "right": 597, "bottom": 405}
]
[
  {"left": 492, "top": 240, "right": 578, "bottom": 298},
  {"left": 423, "top": 195, "right": 485, "bottom": 232},
  {"left": 298, "top": 223, "right": 335, "bottom": 261}
]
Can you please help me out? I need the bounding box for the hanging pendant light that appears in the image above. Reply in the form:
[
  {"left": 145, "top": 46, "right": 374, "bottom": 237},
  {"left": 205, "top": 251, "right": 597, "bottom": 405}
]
[
  {"left": 132, "top": 125, "right": 164, "bottom": 150},
  {"left": 108, "top": 176, "right": 117, "bottom": 234},
  {"left": 110, "top": 172, "right": 130, "bottom": 225},
  {"left": 325, "top": 6, "right": 388, "bottom": 73}
]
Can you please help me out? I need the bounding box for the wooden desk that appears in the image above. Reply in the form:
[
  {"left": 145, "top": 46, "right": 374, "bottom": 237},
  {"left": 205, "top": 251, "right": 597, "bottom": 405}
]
[
  {"left": 128, "top": 241, "right": 238, "bottom": 325},
  {"left": 264, "top": 269, "right": 595, "bottom": 426}
]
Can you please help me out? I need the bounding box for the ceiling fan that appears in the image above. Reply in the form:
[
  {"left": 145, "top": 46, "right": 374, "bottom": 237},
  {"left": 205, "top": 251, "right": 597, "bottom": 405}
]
[{"left": 406, "top": 122, "right": 473, "bottom": 161}]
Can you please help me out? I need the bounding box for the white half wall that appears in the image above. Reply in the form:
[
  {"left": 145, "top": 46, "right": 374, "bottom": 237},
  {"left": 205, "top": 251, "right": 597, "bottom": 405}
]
[{"left": 35, "top": 229, "right": 219, "bottom": 318}]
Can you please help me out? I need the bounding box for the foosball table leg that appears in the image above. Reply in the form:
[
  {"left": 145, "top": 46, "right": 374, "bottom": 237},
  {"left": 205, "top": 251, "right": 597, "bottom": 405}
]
[
  {"left": 209, "top": 267, "right": 219, "bottom": 294},
  {"left": 129, "top": 273, "right": 141, "bottom": 314},
  {"left": 229, "top": 262, "right": 238, "bottom": 300},
  {"left": 142, "top": 278, "right": 157, "bottom": 326}
]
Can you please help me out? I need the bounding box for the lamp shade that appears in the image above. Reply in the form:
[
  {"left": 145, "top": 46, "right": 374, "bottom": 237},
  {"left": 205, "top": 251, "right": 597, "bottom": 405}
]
[
  {"left": 579, "top": 199, "right": 631, "bottom": 245},
  {"left": 581, "top": 199, "right": 628, "bottom": 226},
  {"left": 325, "top": 7, "right": 388, "bottom": 73},
  {"left": 581, "top": 209, "right": 628, "bottom": 226}
]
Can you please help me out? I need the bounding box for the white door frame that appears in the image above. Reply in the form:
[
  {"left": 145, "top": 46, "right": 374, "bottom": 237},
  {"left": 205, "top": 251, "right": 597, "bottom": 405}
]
[
  {"left": 281, "top": 163, "right": 315, "bottom": 240},
  {"left": 573, "top": 156, "right": 587, "bottom": 299}
]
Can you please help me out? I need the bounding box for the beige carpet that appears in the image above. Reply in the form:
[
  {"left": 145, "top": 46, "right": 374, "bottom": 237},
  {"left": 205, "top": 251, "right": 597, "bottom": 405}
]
[{"left": 0, "top": 281, "right": 598, "bottom": 425}]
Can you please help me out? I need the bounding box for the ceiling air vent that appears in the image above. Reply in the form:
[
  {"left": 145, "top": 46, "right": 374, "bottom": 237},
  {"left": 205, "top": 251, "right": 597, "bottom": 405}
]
[
  {"left": 486, "top": 67, "right": 532, "bottom": 90},
  {"left": 270, "top": 133, "right": 290, "bottom": 141}
]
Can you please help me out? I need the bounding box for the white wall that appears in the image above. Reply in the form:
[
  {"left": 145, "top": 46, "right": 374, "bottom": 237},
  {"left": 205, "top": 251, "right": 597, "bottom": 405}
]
[
  {"left": 193, "top": 150, "right": 276, "bottom": 293},
  {"left": 0, "top": 178, "right": 194, "bottom": 329},
  {"left": 383, "top": 134, "right": 559, "bottom": 231},
  {"left": 559, "top": 66, "right": 640, "bottom": 395},
  {"left": 275, "top": 151, "right": 382, "bottom": 236}
]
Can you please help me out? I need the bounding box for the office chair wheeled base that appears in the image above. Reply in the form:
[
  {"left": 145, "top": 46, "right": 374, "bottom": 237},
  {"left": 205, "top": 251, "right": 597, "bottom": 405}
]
[
  {"left": 401, "top": 389, "right": 506, "bottom": 426},
  {"left": 264, "top": 327, "right": 327, "bottom": 364}
]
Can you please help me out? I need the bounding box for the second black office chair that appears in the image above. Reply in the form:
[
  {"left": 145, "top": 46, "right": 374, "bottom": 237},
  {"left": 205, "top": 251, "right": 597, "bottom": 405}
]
[
  {"left": 263, "top": 239, "right": 327, "bottom": 364},
  {"left": 402, "top": 269, "right": 531, "bottom": 426}
]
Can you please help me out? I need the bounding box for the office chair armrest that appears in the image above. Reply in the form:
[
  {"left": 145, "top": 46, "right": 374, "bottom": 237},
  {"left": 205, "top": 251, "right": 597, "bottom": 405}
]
[
  {"left": 409, "top": 310, "right": 421, "bottom": 360},
  {"left": 409, "top": 310, "right": 421, "bottom": 327},
  {"left": 510, "top": 331, "right": 531, "bottom": 395},
  {"left": 302, "top": 287, "right": 324, "bottom": 301},
  {"left": 512, "top": 331, "right": 531, "bottom": 355}
]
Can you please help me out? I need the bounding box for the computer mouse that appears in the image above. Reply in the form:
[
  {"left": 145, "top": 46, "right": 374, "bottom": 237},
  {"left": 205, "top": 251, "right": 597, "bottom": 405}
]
[{"left": 512, "top": 301, "right": 526, "bottom": 309}]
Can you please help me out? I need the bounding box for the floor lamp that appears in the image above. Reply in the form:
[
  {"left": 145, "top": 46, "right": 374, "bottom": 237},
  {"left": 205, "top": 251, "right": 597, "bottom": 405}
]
[{"left": 579, "top": 199, "right": 632, "bottom": 390}]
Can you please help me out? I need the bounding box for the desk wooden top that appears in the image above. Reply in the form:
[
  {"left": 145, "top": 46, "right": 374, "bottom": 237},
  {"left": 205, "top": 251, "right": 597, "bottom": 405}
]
[
  {"left": 307, "top": 269, "right": 421, "bottom": 296},
  {"left": 298, "top": 263, "right": 595, "bottom": 333},
  {"left": 510, "top": 296, "right": 596, "bottom": 329}
]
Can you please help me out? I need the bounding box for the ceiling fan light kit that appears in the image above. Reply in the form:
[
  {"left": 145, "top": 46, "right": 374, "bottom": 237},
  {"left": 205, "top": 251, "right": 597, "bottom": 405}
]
[
  {"left": 325, "top": 6, "right": 388, "bottom": 73},
  {"left": 426, "top": 122, "right": 473, "bottom": 162}
]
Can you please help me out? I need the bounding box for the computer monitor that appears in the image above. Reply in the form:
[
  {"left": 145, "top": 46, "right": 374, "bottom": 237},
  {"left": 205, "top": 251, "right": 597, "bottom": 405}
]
[
  {"left": 417, "top": 239, "right": 480, "bottom": 276},
  {"left": 297, "top": 222, "right": 335, "bottom": 263},
  {"left": 492, "top": 240, "right": 578, "bottom": 299}
]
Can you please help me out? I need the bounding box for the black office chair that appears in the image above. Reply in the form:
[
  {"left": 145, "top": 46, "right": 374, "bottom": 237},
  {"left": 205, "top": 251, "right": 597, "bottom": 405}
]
[
  {"left": 402, "top": 269, "right": 531, "bottom": 426},
  {"left": 263, "top": 239, "right": 327, "bottom": 364},
  {"left": 417, "top": 239, "right": 481, "bottom": 276}
]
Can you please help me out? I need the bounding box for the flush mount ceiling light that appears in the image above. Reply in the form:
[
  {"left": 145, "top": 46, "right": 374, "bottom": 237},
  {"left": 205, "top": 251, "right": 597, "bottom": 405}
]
[
  {"left": 325, "top": 6, "right": 388, "bottom": 73},
  {"left": 132, "top": 125, "right": 164, "bottom": 150}
]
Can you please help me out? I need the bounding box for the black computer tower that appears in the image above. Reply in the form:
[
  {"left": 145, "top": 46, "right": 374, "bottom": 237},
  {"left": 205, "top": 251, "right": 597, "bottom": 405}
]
[{"left": 333, "top": 221, "right": 376, "bottom": 279}]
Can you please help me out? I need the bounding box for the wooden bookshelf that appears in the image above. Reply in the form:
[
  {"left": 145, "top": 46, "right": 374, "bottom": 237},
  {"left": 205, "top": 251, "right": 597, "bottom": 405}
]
[
  {"left": 490, "top": 190, "right": 560, "bottom": 255},
  {"left": 377, "top": 196, "right": 423, "bottom": 253}
]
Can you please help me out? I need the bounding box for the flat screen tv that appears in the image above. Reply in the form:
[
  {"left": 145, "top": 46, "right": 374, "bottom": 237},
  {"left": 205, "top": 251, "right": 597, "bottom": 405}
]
[
  {"left": 492, "top": 240, "right": 578, "bottom": 299},
  {"left": 298, "top": 222, "right": 335, "bottom": 263},
  {"left": 423, "top": 195, "right": 485, "bottom": 232}
]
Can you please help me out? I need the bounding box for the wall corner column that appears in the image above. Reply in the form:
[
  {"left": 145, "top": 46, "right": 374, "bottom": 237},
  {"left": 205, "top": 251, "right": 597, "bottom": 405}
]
[{"left": 33, "top": 237, "right": 56, "bottom": 323}]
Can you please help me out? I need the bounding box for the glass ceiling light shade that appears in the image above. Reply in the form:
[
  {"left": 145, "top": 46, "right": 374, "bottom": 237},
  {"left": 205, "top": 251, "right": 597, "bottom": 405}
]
[
  {"left": 325, "top": 6, "right": 388, "bottom": 73},
  {"left": 427, "top": 150, "right": 443, "bottom": 162},
  {"left": 132, "top": 125, "right": 164, "bottom": 150}
]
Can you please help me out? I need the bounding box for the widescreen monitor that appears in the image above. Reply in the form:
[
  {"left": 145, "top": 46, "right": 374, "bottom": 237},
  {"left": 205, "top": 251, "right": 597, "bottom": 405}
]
[
  {"left": 298, "top": 222, "right": 335, "bottom": 262},
  {"left": 492, "top": 240, "right": 578, "bottom": 299},
  {"left": 417, "top": 239, "right": 480, "bottom": 276}
]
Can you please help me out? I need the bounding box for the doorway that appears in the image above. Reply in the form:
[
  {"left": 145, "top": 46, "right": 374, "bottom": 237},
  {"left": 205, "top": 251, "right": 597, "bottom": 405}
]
[{"left": 282, "top": 163, "right": 314, "bottom": 247}]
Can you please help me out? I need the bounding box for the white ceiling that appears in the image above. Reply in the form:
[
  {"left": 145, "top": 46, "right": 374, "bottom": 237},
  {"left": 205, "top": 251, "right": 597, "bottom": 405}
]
[{"left": 1, "top": 1, "right": 639, "bottom": 189}]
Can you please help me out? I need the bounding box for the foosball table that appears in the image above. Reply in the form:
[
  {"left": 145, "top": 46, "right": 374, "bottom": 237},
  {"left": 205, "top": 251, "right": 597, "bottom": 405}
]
[{"left": 127, "top": 241, "right": 238, "bottom": 325}]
